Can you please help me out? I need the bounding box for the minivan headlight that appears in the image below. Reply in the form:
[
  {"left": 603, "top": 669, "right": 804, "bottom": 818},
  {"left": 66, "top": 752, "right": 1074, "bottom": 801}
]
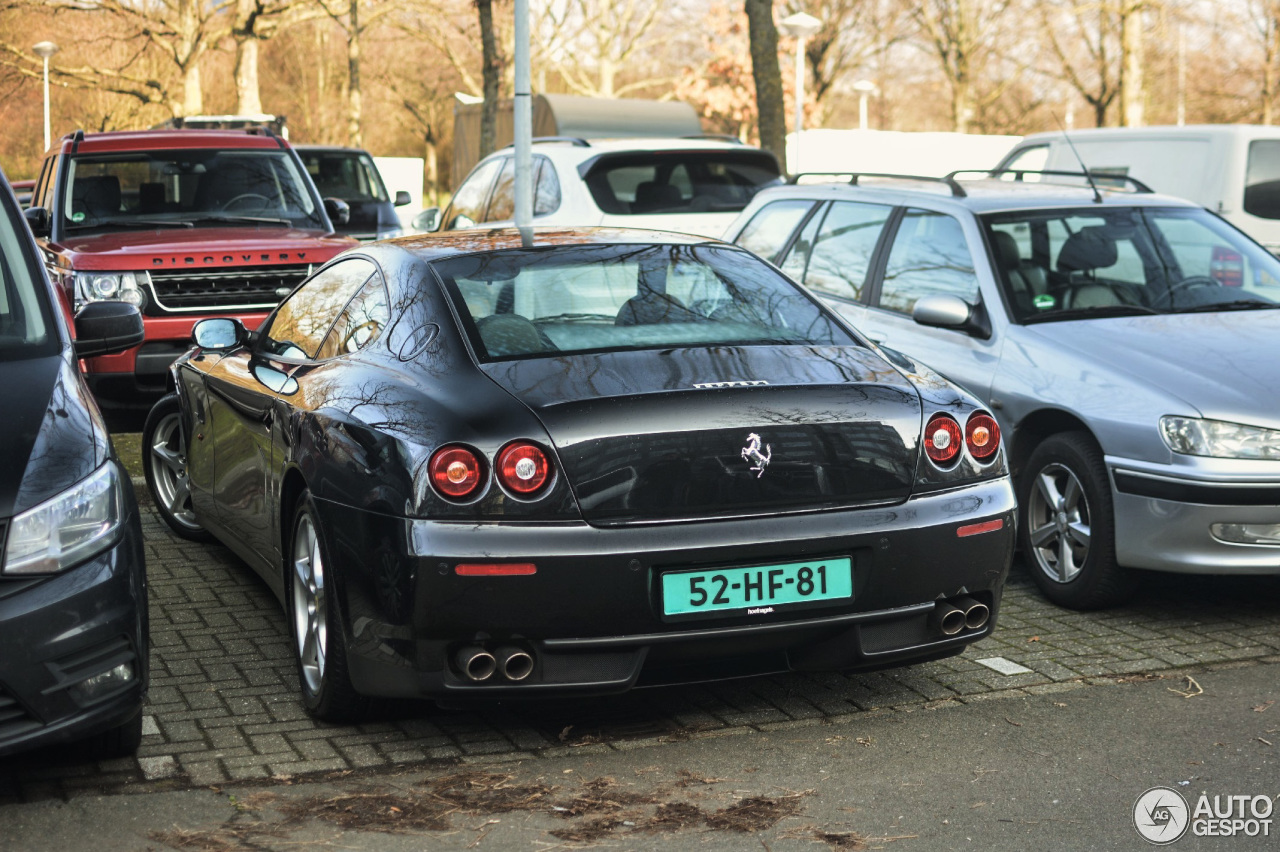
[
  {"left": 1159, "top": 416, "right": 1280, "bottom": 460},
  {"left": 73, "top": 271, "right": 147, "bottom": 311},
  {"left": 2, "top": 462, "right": 123, "bottom": 575}
]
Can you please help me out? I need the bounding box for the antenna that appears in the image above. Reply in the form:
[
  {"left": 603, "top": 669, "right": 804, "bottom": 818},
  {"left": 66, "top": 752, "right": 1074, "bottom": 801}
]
[{"left": 1052, "top": 112, "right": 1103, "bottom": 203}]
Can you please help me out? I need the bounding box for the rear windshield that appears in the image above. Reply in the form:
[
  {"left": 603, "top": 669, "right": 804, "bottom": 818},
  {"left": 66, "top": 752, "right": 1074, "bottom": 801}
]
[
  {"left": 63, "top": 149, "right": 324, "bottom": 232},
  {"left": 0, "top": 190, "right": 55, "bottom": 360},
  {"left": 1245, "top": 140, "right": 1280, "bottom": 220},
  {"left": 299, "top": 150, "right": 389, "bottom": 202},
  {"left": 583, "top": 151, "right": 781, "bottom": 216},
  {"left": 433, "top": 243, "right": 855, "bottom": 361}
]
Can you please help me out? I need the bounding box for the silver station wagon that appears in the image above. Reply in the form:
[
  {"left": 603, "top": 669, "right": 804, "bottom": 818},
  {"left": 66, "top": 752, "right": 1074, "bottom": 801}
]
[{"left": 726, "top": 172, "right": 1280, "bottom": 609}]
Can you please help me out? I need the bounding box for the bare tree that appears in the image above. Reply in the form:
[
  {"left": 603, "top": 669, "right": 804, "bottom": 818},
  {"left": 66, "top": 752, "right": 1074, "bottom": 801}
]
[
  {"left": 1038, "top": 0, "right": 1120, "bottom": 127},
  {"left": 914, "top": 0, "right": 1014, "bottom": 134},
  {"left": 315, "top": 0, "right": 405, "bottom": 145},
  {"left": 745, "top": 0, "right": 786, "bottom": 166},
  {"left": 230, "top": 0, "right": 312, "bottom": 116},
  {"left": 476, "top": 0, "right": 504, "bottom": 159},
  {"left": 1118, "top": 0, "right": 1145, "bottom": 126},
  {"left": 535, "top": 0, "right": 677, "bottom": 98}
]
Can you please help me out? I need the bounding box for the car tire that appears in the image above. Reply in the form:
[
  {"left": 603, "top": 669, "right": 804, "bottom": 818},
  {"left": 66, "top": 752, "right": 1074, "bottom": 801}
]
[
  {"left": 142, "top": 394, "right": 213, "bottom": 542},
  {"left": 79, "top": 708, "right": 143, "bottom": 759},
  {"left": 287, "top": 492, "right": 367, "bottom": 723},
  {"left": 1019, "top": 431, "right": 1139, "bottom": 610}
]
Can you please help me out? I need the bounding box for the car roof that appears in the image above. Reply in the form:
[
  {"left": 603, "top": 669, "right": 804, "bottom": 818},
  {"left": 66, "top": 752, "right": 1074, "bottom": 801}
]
[
  {"left": 485, "top": 136, "right": 764, "bottom": 164},
  {"left": 293, "top": 145, "right": 373, "bottom": 155},
  {"left": 60, "top": 129, "right": 289, "bottom": 154},
  {"left": 1016, "top": 123, "right": 1280, "bottom": 144},
  {"left": 762, "top": 174, "right": 1202, "bottom": 215},
  {"left": 385, "top": 226, "right": 727, "bottom": 263}
]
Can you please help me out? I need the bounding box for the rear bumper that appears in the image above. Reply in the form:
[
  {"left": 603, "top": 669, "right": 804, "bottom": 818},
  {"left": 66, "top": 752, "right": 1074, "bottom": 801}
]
[
  {"left": 0, "top": 509, "right": 148, "bottom": 758},
  {"left": 314, "top": 477, "right": 1015, "bottom": 699}
]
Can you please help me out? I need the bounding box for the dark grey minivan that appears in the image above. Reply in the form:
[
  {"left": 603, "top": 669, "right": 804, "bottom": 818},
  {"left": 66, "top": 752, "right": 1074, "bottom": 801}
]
[
  {"left": 0, "top": 168, "right": 148, "bottom": 758},
  {"left": 295, "top": 145, "right": 410, "bottom": 241}
]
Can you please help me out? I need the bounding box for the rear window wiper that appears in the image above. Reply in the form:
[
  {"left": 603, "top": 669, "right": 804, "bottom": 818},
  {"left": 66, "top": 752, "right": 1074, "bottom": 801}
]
[
  {"left": 1171, "top": 299, "right": 1279, "bottom": 314},
  {"left": 193, "top": 214, "right": 294, "bottom": 226},
  {"left": 1022, "top": 304, "right": 1159, "bottom": 323}
]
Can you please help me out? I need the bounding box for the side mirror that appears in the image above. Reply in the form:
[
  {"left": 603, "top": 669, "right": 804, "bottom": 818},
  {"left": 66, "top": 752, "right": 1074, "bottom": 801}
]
[
  {"left": 393, "top": 190, "right": 411, "bottom": 207},
  {"left": 323, "top": 197, "right": 351, "bottom": 226},
  {"left": 24, "top": 206, "right": 50, "bottom": 237},
  {"left": 912, "top": 294, "right": 991, "bottom": 339},
  {"left": 412, "top": 207, "right": 440, "bottom": 233},
  {"left": 74, "top": 302, "right": 144, "bottom": 358},
  {"left": 193, "top": 317, "right": 247, "bottom": 350}
]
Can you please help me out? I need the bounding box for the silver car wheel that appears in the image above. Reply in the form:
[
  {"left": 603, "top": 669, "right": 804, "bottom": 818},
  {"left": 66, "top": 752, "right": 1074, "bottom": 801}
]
[
  {"left": 1027, "top": 462, "right": 1092, "bottom": 584},
  {"left": 148, "top": 411, "right": 201, "bottom": 531},
  {"left": 291, "top": 513, "right": 327, "bottom": 695}
]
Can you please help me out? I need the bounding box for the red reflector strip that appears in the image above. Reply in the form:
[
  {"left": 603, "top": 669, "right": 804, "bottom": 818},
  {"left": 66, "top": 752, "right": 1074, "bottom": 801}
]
[
  {"left": 957, "top": 519, "right": 1004, "bottom": 538},
  {"left": 455, "top": 563, "right": 537, "bottom": 576}
]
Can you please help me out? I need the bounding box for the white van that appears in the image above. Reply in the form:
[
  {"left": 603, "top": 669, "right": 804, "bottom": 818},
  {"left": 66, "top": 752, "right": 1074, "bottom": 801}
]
[{"left": 995, "top": 125, "right": 1280, "bottom": 252}]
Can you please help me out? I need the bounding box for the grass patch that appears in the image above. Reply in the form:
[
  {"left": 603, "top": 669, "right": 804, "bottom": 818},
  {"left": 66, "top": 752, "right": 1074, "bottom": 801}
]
[{"left": 114, "top": 432, "right": 144, "bottom": 481}]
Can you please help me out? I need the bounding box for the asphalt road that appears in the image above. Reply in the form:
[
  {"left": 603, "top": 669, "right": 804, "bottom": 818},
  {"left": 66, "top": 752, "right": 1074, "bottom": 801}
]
[{"left": 1, "top": 659, "right": 1276, "bottom": 851}]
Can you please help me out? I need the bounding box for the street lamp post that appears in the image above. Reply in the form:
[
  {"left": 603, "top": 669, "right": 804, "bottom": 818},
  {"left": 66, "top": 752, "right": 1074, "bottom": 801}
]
[
  {"left": 852, "top": 79, "right": 878, "bottom": 131},
  {"left": 778, "top": 12, "right": 822, "bottom": 138},
  {"left": 33, "top": 41, "right": 58, "bottom": 153}
]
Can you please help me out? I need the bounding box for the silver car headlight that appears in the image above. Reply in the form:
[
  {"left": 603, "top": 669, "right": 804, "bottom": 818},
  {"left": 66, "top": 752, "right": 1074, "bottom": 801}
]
[
  {"left": 1159, "top": 416, "right": 1280, "bottom": 460},
  {"left": 2, "top": 462, "right": 123, "bottom": 575},
  {"left": 73, "top": 271, "right": 147, "bottom": 312}
]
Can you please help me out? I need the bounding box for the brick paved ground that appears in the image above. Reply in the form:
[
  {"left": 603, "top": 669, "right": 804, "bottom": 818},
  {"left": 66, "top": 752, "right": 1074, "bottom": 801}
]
[{"left": 3, "top": 487, "right": 1279, "bottom": 803}]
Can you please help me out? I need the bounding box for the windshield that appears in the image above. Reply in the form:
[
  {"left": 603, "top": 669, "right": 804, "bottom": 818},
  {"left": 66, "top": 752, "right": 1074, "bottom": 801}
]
[
  {"left": 62, "top": 149, "right": 324, "bottom": 232},
  {"left": 584, "top": 151, "right": 782, "bottom": 216},
  {"left": 299, "top": 150, "right": 389, "bottom": 203},
  {"left": 981, "top": 206, "right": 1280, "bottom": 321},
  {"left": 0, "top": 193, "right": 55, "bottom": 360},
  {"left": 434, "top": 243, "right": 856, "bottom": 362}
]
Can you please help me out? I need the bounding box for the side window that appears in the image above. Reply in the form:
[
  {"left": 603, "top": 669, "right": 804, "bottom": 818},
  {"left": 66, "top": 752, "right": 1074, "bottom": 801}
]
[
  {"left": 36, "top": 156, "right": 59, "bottom": 212},
  {"left": 999, "top": 145, "right": 1049, "bottom": 180},
  {"left": 779, "top": 203, "right": 825, "bottom": 281},
  {"left": 879, "top": 209, "right": 978, "bottom": 315},
  {"left": 803, "top": 200, "right": 894, "bottom": 301},
  {"left": 444, "top": 158, "right": 503, "bottom": 230},
  {"left": 732, "top": 199, "right": 814, "bottom": 262},
  {"left": 263, "top": 258, "right": 378, "bottom": 359},
  {"left": 486, "top": 157, "right": 516, "bottom": 222},
  {"left": 316, "top": 269, "right": 390, "bottom": 359},
  {"left": 534, "top": 157, "right": 561, "bottom": 216}
]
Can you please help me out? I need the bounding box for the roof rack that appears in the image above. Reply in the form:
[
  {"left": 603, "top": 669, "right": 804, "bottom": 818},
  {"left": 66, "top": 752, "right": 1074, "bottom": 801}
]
[
  {"left": 70, "top": 129, "right": 85, "bottom": 154},
  {"left": 787, "top": 171, "right": 967, "bottom": 197},
  {"left": 961, "top": 168, "right": 1154, "bottom": 193},
  {"left": 503, "top": 136, "right": 591, "bottom": 150}
]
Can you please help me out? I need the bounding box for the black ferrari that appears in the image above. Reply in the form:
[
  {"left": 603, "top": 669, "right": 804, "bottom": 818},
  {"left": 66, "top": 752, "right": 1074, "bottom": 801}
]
[{"left": 143, "top": 228, "right": 1014, "bottom": 721}]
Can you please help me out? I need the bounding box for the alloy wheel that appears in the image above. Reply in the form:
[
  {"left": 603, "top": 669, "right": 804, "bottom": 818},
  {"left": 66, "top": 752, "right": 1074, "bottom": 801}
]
[
  {"left": 1026, "top": 462, "right": 1092, "bottom": 584},
  {"left": 291, "top": 513, "right": 327, "bottom": 695},
  {"left": 148, "top": 412, "right": 201, "bottom": 531}
]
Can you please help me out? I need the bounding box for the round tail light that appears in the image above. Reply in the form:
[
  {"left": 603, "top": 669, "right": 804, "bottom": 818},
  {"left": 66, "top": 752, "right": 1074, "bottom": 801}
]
[
  {"left": 965, "top": 412, "right": 1001, "bottom": 462},
  {"left": 428, "top": 445, "right": 485, "bottom": 499},
  {"left": 497, "top": 441, "right": 552, "bottom": 496},
  {"left": 924, "top": 413, "right": 962, "bottom": 466}
]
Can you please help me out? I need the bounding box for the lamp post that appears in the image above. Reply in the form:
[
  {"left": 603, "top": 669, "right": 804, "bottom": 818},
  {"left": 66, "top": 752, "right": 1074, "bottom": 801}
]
[
  {"left": 33, "top": 41, "right": 58, "bottom": 152},
  {"left": 852, "top": 79, "right": 878, "bottom": 131},
  {"left": 778, "top": 12, "right": 822, "bottom": 138}
]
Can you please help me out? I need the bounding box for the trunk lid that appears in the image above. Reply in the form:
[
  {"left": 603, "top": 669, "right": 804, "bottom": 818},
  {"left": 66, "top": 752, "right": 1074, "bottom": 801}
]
[{"left": 480, "top": 345, "right": 921, "bottom": 525}]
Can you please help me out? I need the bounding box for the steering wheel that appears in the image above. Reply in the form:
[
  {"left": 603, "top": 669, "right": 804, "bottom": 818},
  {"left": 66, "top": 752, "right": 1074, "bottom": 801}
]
[
  {"left": 220, "top": 193, "right": 271, "bottom": 212},
  {"left": 1151, "top": 275, "right": 1219, "bottom": 307}
]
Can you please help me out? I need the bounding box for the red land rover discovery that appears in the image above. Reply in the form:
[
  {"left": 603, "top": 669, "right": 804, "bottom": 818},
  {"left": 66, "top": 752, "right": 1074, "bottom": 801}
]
[{"left": 24, "top": 128, "right": 356, "bottom": 412}]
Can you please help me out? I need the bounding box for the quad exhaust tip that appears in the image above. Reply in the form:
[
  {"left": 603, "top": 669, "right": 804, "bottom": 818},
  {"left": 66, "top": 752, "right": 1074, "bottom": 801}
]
[
  {"left": 455, "top": 646, "right": 497, "bottom": 682},
  {"left": 497, "top": 647, "right": 535, "bottom": 681},
  {"left": 931, "top": 596, "right": 990, "bottom": 636}
]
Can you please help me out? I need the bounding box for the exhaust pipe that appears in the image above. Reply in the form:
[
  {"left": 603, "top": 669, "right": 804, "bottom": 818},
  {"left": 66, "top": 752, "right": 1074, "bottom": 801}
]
[
  {"left": 931, "top": 600, "right": 966, "bottom": 636},
  {"left": 455, "top": 646, "right": 497, "bottom": 682},
  {"left": 953, "top": 596, "right": 990, "bottom": 630},
  {"left": 496, "top": 646, "right": 534, "bottom": 682}
]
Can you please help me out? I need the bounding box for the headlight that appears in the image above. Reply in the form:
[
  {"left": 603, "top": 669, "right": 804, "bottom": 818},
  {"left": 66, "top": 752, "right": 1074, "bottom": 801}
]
[
  {"left": 73, "top": 271, "right": 147, "bottom": 311},
  {"left": 1159, "top": 416, "right": 1280, "bottom": 460},
  {"left": 2, "top": 462, "right": 123, "bottom": 575}
]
